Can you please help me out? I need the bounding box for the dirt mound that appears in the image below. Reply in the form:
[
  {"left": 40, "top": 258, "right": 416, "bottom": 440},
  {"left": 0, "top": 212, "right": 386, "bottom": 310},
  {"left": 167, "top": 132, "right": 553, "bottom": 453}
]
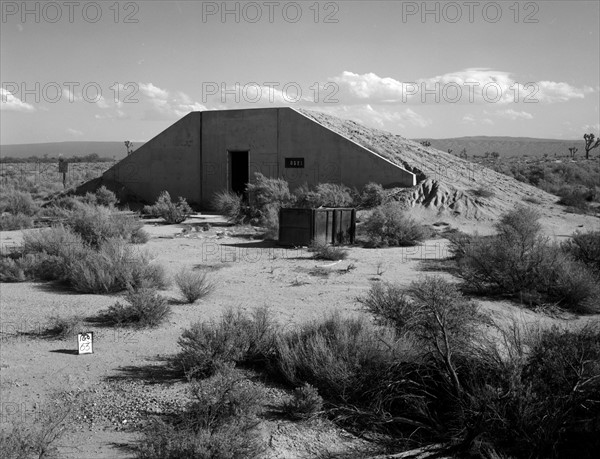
[{"left": 296, "top": 108, "right": 556, "bottom": 220}]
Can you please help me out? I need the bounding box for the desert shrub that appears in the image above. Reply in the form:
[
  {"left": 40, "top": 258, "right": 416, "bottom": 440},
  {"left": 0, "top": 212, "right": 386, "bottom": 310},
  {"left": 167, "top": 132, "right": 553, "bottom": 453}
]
[
  {"left": 360, "top": 277, "right": 485, "bottom": 392},
  {"left": 0, "top": 189, "right": 38, "bottom": 216},
  {"left": 308, "top": 240, "right": 348, "bottom": 261},
  {"left": 282, "top": 383, "right": 324, "bottom": 420},
  {"left": 21, "top": 229, "right": 167, "bottom": 292},
  {"left": 363, "top": 203, "right": 431, "bottom": 247},
  {"left": 246, "top": 173, "right": 293, "bottom": 237},
  {"left": 103, "top": 287, "right": 171, "bottom": 327},
  {"left": 20, "top": 226, "right": 89, "bottom": 282},
  {"left": 68, "top": 239, "right": 168, "bottom": 294},
  {"left": 65, "top": 203, "right": 145, "bottom": 247},
  {"left": 449, "top": 208, "right": 600, "bottom": 312},
  {"left": 456, "top": 324, "right": 600, "bottom": 458},
  {"left": 360, "top": 182, "right": 387, "bottom": 208},
  {"left": 43, "top": 314, "right": 83, "bottom": 340},
  {"left": 175, "top": 269, "right": 215, "bottom": 303},
  {"left": 562, "top": 230, "right": 600, "bottom": 273},
  {"left": 0, "top": 213, "right": 34, "bottom": 231},
  {"left": 47, "top": 195, "right": 86, "bottom": 211},
  {"left": 557, "top": 187, "right": 593, "bottom": 211},
  {"left": 357, "top": 281, "right": 412, "bottom": 329},
  {"left": 93, "top": 185, "right": 118, "bottom": 207},
  {"left": 247, "top": 173, "right": 293, "bottom": 210},
  {"left": 143, "top": 191, "right": 193, "bottom": 224},
  {"left": 137, "top": 367, "right": 265, "bottom": 459},
  {"left": 130, "top": 227, "right": 150, "bottom": 244},
  {"left": 176, "top": 307, "right": 277, "bottom": 378},
  {"left": 0, "top": 256, "right": 26, "bottom": 282},
  {"left": 0, "top": 395, "right": 74, "bottom": 459},
  {"left": 273, "top": 313, "right": 405, "bottom": 402},
  {"left": 294, "top": 183, "right": 354, "bottom": 208},
  {"left": 471, "top": 187, "right": 495, "bottom": 199},
  {"left": 212, "top": 190, "right": 243, "bottom": 223}
]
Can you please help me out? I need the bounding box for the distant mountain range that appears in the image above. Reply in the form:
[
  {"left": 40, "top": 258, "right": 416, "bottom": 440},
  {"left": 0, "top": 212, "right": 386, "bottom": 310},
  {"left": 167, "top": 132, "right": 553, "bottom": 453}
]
[
  {"left": 0, "top": 137, "right": 587, "bottom": 161},
  {"left": 412, "top": 136, "right": 585, "bottom": 158},
  {"left": 0, "top": 142, "right": 134, "bottom": 160}
]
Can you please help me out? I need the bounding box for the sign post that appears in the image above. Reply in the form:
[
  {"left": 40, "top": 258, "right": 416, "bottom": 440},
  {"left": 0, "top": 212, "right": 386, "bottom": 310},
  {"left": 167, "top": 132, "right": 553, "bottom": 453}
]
[
  {"left": 58, "top": 157, "right": 68, "bottom": 188},
  {"left": 77, "top": 332, "right": 93, "bottom": 355}
]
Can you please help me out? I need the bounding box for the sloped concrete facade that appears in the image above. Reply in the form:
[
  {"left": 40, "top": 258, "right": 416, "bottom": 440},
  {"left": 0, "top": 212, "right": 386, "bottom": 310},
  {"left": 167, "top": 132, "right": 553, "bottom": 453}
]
[{"left": 101, "top": 107, "right": 416, "bottom": 207}]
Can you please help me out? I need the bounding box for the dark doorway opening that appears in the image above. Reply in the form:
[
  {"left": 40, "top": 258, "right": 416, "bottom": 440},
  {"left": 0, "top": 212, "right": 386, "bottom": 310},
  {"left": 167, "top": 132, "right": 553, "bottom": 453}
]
[{"left": 229, "top": 151, "right": 249, "bottom": 197}]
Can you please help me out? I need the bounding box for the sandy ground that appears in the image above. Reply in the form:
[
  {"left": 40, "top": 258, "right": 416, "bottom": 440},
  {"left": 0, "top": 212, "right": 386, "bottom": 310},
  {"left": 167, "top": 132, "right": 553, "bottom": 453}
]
[{"left": 1, "top": 211, "right": 599, "bottom": 458}]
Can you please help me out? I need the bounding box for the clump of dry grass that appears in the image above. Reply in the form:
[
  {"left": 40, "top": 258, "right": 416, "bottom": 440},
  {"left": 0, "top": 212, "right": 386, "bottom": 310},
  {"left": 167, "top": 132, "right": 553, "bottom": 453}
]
[{"left": 174, "top": 268, "right": 215, "bottom": 303}]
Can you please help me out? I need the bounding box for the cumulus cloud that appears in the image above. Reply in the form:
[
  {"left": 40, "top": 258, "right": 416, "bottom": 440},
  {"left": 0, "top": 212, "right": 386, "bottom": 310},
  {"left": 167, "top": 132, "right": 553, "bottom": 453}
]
[
  {"left": 66, "top": 128, "right": 83, "bottom": 136},
  {"left": 329, "top": 69, "right": 593, "bottom": 105},
  {"left": 317, "top": 104, "right": 432, "bottom": 130},
  {"left": 138, "top": 83, "right": 207, "bottom": 120},
  {"left": 139, "top": 82, "right": 169, "bottom": 99},
  {"left": 492, "top": 109, "right": 534, "bottom": 120},
  {"left": 0, "top": 88, "right": 35, "bottom": 112}
]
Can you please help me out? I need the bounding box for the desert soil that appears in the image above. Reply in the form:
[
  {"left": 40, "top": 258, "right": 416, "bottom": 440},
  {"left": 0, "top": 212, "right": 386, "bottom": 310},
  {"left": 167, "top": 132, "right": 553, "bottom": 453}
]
[{"left": 1, "top": 210, "right": 598, "bottom": 458}]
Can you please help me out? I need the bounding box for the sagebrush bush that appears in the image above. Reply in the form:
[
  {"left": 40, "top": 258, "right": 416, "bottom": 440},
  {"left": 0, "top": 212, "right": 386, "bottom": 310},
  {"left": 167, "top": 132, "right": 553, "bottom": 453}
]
[
  {"left": 456, "top": 324, "right": 600, "bottom": 458},
  {"left": 68, "top": 239, "right": 168, "bottom": 294},
  {"left": 0, "top": 394, "right": 75, "bottom": 459},
  {"left": 360, "top": 182, "right": 387, "bottom": 208},
  {"left": 363, "top": 203, "right": 431, "bottom": 247},
  {"left": 273, "top": 312, "right": 406, "bottom": 402},
  {"left": 282, "top": 383, "right": 323, "bottom": 420},
  {"left": 294, "top": 183, "right": 354, "bottom": 208},
  {"left": 308, "top": 240, "right": 348, "bottom": 261},
  {"left": 0, "top": 213, "right": 34, "bottom": 231},
  {"left": 175, "top": 269, "right": 215, "bottom": 303},
  {"left": 562, "top": 230, "right": 600, "bottom": 273},
  {"left": 212, "top": 190, "right": 244, "bottom": 223},
  {"left": 557, "top": 188, "right": 592, "bottom": 211},
  {"left": 176, "top": 307, "right": 277, "bottom": 378},
  {"left": 44, "top": 314, "right": 83, "bottom": 340},
  {"left": 0, "top": 189, "right": 38, "bottom": 216},
  {"left": 449, "top": 208, "right": 600, "bottom": 312},
  {"left": 17, "top": 227, "right": 166, "bottom": 293},
  {"left": 143, "top": 191, "right": 193, "bottom": 224},
  {"left": 247, "top": 173, "right": 293, "bottom": 210},
  {"left": 246, "top": 173, "right": 293, "bottom": 237},
  {"left": 93, "top": 185, "right": 118, "bottom": 207},
  {"left": 104, "top": 287, "right": 171, "bottom": 327},
  {"left": 138, "top": 366, "right": 265, "bottom": 459},
  {"left": 65, "top": 203, "right": 145, "bottom": 247}
]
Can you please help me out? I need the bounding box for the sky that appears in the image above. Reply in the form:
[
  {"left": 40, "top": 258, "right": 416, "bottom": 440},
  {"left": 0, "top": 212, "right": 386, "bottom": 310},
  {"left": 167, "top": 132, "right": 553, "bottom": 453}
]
[{"left": 1, "top": 0, "right": 599, "bottom": 144}]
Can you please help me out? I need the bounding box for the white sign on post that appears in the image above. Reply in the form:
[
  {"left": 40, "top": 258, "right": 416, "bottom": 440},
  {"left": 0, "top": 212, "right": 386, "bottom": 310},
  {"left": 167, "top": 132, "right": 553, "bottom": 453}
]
[{"left": 77, "top": 332, "right": 93, "bottom": 355}]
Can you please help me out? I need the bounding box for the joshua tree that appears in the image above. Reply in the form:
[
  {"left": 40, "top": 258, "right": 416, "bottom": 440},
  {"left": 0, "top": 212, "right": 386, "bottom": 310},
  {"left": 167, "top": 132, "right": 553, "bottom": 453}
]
[
  {"left": 447, "top": 149, "right": 453, "bottom": 155},
  {"left": 568, "top": 147, "right": 578, "bottom": 159},
  {"left": 583, "top": 133, "right": 600, "bottom": 159},
  {"left": 459, "top": 148, "right": 468, "bottom": 159},
  {"left": 124, "top": 140, "right": 134, "bottom": 155}
]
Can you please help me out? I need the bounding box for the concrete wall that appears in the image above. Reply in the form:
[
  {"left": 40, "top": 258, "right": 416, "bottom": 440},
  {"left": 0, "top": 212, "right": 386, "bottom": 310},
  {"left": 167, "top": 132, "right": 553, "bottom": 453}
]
[
  {"left": 200, "top": 108, "right": 278, "bottom": 207},
  {"left": 99, "top": 107, "right": 415, "bottom": 208},
  {"left": 280, "top": 108, "right": 416, "bottom": 189},
  {"left": 103, "top": 112, "right": 201, "bottom": 204}
]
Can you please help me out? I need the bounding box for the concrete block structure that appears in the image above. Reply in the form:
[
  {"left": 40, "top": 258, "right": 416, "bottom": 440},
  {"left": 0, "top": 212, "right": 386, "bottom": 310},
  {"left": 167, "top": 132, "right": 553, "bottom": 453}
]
[{"left": 101, "top": 107, "right": 416, "bottom": 207}]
